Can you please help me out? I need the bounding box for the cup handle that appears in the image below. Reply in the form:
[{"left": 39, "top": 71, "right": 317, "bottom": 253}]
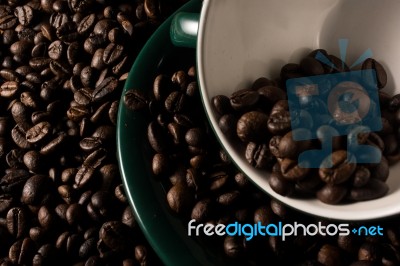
[{"left": 170, "top": 12, "right": 200, "bottom": 48}]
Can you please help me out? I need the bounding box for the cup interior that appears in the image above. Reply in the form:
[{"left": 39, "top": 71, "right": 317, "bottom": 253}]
[{"left": 197, "top": 0, "right": 400, "bottom": 220}]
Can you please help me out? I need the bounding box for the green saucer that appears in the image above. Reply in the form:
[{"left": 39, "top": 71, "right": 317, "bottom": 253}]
[{"left": 116, "top": 1, "right": 233, "bottom": 265}]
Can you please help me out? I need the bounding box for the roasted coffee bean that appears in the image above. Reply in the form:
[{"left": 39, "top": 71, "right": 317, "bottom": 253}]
[
  {"left": 41, "top": 133, "right": 67, "bottom": 155},
  {"left": 269, "top": 171, "right": 295, "bottom": 196},
  {"left": 77, "top": 13, "right": 96, "bottom": 36},
  {"left": 224, "top": 236, "right": 246, "bottom": 258},
  {"left": 55, "top": 203, "right": 69, "bottom": 220},
  {"left": 0, "top": 13, "right": 17, "bottom": 30},
  {"left": 153, "top": 74, "right": 173, "bottom": 101},
  {"left": 74, "top": 165, "right": 95, "bottom": 189},
  {"left": 67, "top": 42, "right": 80, "bottom": 65},
  {"left": 115, "top": 184, "right": 127, "bottom": 203},
  {"left": 67, "top": 105, "right": 90, "bottom": 122},
  {"left": 6, "top": 207, "right": 27, "bottom": 238},
  {"left": 280, "top": 158, "right": 310, "bottom": 180},
  {"left": 366, "top": 132, "right": 385, "bottom": 152},
  {"left": 318, "top": 244, "right": 344, "bottom": 266},
  {"left": 79, "top": 238, "right": 97, "bottom": 259},
  {"left": 230, "top": 89, "right": 259, "bottom": 110},
  {"left": 29, "top": 57, "right": 51, "bottom": 71},
  {"left": 165, "top": 91, "right": 187, "bottom": 113},
  {"left": 21, "top": 175, "right": 51, "bottom": 205},
  {"left": 23, "top": 150, "right": 44, "bottom": 173},
  {"left": 151, "top": 153, "right": 170, "bottom": 176},
  {"left": 0, "top": 81, "right": 19, "bottom": 98},
  {"left": 353, "top": 166, "right": 371, "bottom": 188},
  {"left": 257, "top": 85, "right": 286, "bottom": 105},
  {"left": 358, "top": 242, "right": 381, "bottom": 262},
  {"left": 167, "top": 122, "right": 185, "bottom": 145},
  {"left": 83, "top": 34, "right": 105, "bottom": 55},
  {"left": 270, "top": 199, "right": 290, "bottom": 220},
  {"left": 103, "top": 43, "right": 124, "bottom": 65},
  {"left": 108, "top": 27, "right": 123, "bottom": 43},
  {"left": 99, "top": 221, "right": 133, "bottom": 252},
  {"left": 237, "top": 111, "right": 269, "bottom": 142},
  {"left": 218, "top": 114, "right": 237, "bottom": 139},
  {"left": 362, "top": 58, "right": 387, "bottom": 89},
  {"left": 80, "top": 137, "right": 102, "bottom": 153},
  {"left": 316, "top": 125, "right": 342, "bottom": 151},
  {"left": 5, "top": 150, "right": 25, "bottom": 169},
  {"left": 171, "top": 70, "right": 188, "bottom": 89},
  {"left": 370, "top": 156, "right": 389, "bottom": 182},
  {"left": 279, "top": 129, "right": 312, "bottom": 158},
  {"left": 48, "top": 40, "right": 64, "bottom": 60},
  {"left": 74, "top": 88, "right": 92, "bottom": 106},
  {"left": 147, "top": 121, "right": 170, "bottom": 153},
  {"left": 324, "top": 54, "right": 350, "bottom": 73},
  {"left": 66, "top": 203, "right": 85, "bottom": 225},
  {"left": 50, "top": 59, "right": 71, "bottom": 77},
  {"left": 383, "top": 134, "right": 398, "bottom": 155},
  {"left": 209, "top": 173, "right": 228, "bottom": 192},
  {"left": 166, "top": 183, "right": 193, "bottom": 213},
  {"left": 245, "top": 142, "right": 274, "bottom": 169},
  {"left": 185, "top": 128, "right": 204, "bottom": 147},
  {"left": 38, "top": 205, "right": 57, "bottom": 229},
  {"left": 300, "top": 57, "right": 325, "bottom": 76},
  {"left": 39, "top": 23, "right": 53, "bottom": 41},
  {"left": 319, "top": 150, "right": 356, "bottom": 184},
  {"left": 91, "top": 48, "right": 107, "bottom": 70},
  {"left": 56, "top": 21, "right": 78, "bottom": 44},
  {"left": 34, "top": 38, "right": 50, "bottom": 57},
  {"left": 349, "top": 179, "right": 389, "bottom": 201},
  {"left": 92, "top": 76, "right": 118, "bottom": 102},
  {"left": 124, "top": 89, "right": 147, "bottom": 111},
  {"left": 267, "top": 110, "right": 291, "bottom": 135},
  {"left": 12, "top": 124, "right": 34, "bottom": 149},
  {"left": 26, "top": 121, "right": 51, "bottom": 143},
  {"left": 217, "top": 190, "right": 240, "bottom": 206},
  {"left": 0, "top": 69, "right": 20, "bottom": 82},
  {"left": 212, "top": 95, "right": 232, "bottom": 116},
  {"left": 58, "top": 185, "right": 76, "bottom": 204},
  {"left": 173, "top": 114, "right": 194, "bottom": 128},
  {"left": 9, "top": 238, "right": 35, "bottom": 265},
  {"left": 80, "top": 66, "right": 96, "bottom": 88},
  {"left": 0, "top": 194, "right": 13, "bottom": 213},
  {"left": 269, "top": 135, "right": 282, "bottom": 158},
  {"left": 280, "top": 63, "right": 302, "bottom": 81},
  {"left": 316, "top": 184, "right": 348, "bottom": 205}
]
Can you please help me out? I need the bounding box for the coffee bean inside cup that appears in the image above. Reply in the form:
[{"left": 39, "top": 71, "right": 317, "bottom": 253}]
[{"left": 212, "top": 50, "right": 397, "bottom": 204}]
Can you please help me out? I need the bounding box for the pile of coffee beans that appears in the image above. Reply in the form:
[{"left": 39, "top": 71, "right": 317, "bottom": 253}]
[
  {"left": 0, "top": 0, "right": 188, "bottom": 265},
  {"left": 212, "top": 50, "right": 400, "bottom": 204},
  {"left": 129, "top": 64, "right": 400, "bottom": 265}
]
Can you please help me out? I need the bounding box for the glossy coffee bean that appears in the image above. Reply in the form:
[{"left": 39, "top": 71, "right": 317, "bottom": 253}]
[
  {"left": 245, "top": 142, "right": 274, "bottom": 169},
  {"left": 362, "top": 58, "right": 387, "bottom": 89},
  {"left": 349, "top": 179, "right": 389, "bottom": 201},
  {"left": 319, "top": 150, "right": 356, "bottom": 184},
  {"left": 124, "top": 89, "right": 147, "bottom": 111},
  {"left": 280, "top": 158, "right": 310, "bottom": 181},
  {"left": 6, "top": 207, "right": 27, "bottom": 238},
  {"left": 230, "top": 89, "right": 259, "bottom": 111},
  {"left": 317, "top": 184, "right": 348, "bottom": 205},
  {"left": 237, "top": 111, "right": 269, "bottom": 142}
]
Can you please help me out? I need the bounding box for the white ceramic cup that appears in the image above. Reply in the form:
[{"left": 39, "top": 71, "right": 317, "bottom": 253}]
[{"left": 174, "top": 0, "right": 400, "bottom": 220}]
